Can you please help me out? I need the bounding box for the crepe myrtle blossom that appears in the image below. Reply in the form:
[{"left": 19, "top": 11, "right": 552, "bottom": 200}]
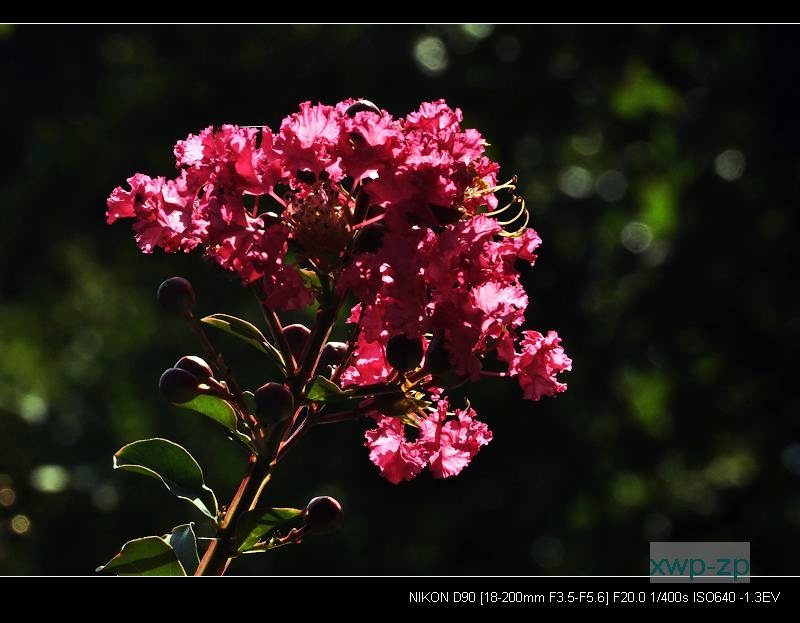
[
  {"left": 365, "top": 399, "right": 493, "bottom": 484},
  {"left": 103, "top": 99, "right": 570, "bottom": 576}
]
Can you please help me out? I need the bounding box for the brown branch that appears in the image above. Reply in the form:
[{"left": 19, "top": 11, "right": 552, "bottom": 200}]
[{"left": 195, "top": 455, "right": 271, "bottom": 576}]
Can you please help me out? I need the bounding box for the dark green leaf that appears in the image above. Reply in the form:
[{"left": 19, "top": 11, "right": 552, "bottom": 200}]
[
  {"left": 232, "top": 430, "right": 257, "bottom": 451},
  {"left": 306, "top": 376, "right": 350, "bottom": 403},
  {"left": 235, "top": 507, "right": 303, "bottom": 552},
  {"left": 114, "top": 438, "right": 218, "bottom": 520},
  {"left": 97, "top": 536, "right": 185, "bottom": 576},
  {"left": 202, "top": 313, "right": 286, "bottom": 374},
  {"left": 165, "top": 523, "right": 199, "bottom": 576}
]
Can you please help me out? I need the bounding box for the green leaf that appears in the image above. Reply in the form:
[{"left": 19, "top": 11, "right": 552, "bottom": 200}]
[
  {"left": 298, "top": 268, "right": 322, "bottom": 291},
  {"left": 165, "top": 524, "right": 199, "bottom": 576},
  {"left": 175, "top": 394, "right": 254, "bottom": 450},
  {"left": 114, "top": 438, "right": 218, "bottom": 520},
  {"left": 235, "top": 507, "right": 303, "bottom": 553},
  {"left": 306, "top": 376, "right": 350, "bottom": 403},
  {"left": 202, "top": 313, "right": 286, "bottom": 374},
  {"left": 242, "top": 390, "right": 257, "bottom": 414},
  {"left": 97, "top": 536, "right": 185, "bottom": 576},
  {"left": 178, "top": 393, "right": 237, "bottom": 430}
]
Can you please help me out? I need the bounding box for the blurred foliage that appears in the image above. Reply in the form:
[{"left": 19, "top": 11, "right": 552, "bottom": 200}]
[{"left": 0, "top": 24, "right": 798, "bottom": 575}]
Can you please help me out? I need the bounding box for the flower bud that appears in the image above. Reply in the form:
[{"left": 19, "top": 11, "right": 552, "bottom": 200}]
[
  {"left": 386, "top": 335, "right": 424, "bottom": 372},
  {"left": 295, "top": 169, "right": 316, "bottom": 185},
  {"left": 157, "top": 277, "right": 196, "bottom": 316},
  {"left": 254, "top": 382, "right": 294, "bottom": 424},
  {"left": 352, "top": 223, "right": 384, "bottom": 254},
  {"left": 174, "top": 355, "right": 214, "bottom": 381},
  {"left": 159, "top": 367, "right": 200, "bottom": 404},
  {"left": 345, "top": 99, "right": 380, "bottom": 117},
  {"left": 303, "top": 496, "right": 343, "bottom": 534},
  {"left": 424, "top": 338, "right": 451, "bottom": 375},
  {"left": 283, "top": 324, "right": 311, "bottom": 361},
  {"left": 318, "top": 341, "right": 348, "bottom": 369}
]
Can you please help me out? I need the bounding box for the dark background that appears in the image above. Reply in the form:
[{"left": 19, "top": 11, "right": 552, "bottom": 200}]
[{"left": 0, "top": 24, "right": 797, "bottom": 575}]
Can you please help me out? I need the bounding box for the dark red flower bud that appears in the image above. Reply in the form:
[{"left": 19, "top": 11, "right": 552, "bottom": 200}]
[
  {"left": 295, "top": 169, "right": 316, "bottom": 185},
  {"left": 254, "top": 382, "right": 294, "bottom": 424},
  {"left": 352, "top": 223, "right": 384, "bottom": 254},
  {"left": 303, "top": 496, "right": 343, "bottom": 534},
  {"left": 386, "top": 335, "right": 424, "bottom": 372},
  {"left": 283, "top": 324, "right": 311, "bottom": 361},
  {"left": 157, "top": 277, "right": 196, "bottom": 316},
  {"left": 345, "top": 99, "right": 380, "bottom": 117},
  {"left": 424, "top": 338, "right": 451, "bottom": 375},
  {"left": 159, "top": 367, "right": 200, "bottom": 404},
  {"left": 174, "top": 355, "right": 214, "bottom": 381},
  {"left": 319, "top": 341, "right": 348, "bottom": 369}
]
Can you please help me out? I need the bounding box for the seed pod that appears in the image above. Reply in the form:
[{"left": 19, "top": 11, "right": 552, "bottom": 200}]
[
  {"left": 345, "top": 99, "right": 381, "bottom": 117},
  {"left": 254, "top": 382, "right": 294, "bottom": 424},
  {"left": 283, "top": 324, "right": 311, "bottom": 361},
  {"left": 159, "top": 367, "right": 200, "bottom": 404},
  {"left": 303, "top": 496, "right": 343, "bottom": 534},
  {"left": 386, "top": 334, "right": 424, "bottom": 372},
  {"left": 318, "top": 341, "right": 348, "bottom": 369},
  {"left": 174, "top": 355, "right": 214, "bottom": 381},
  {"left": 157, "top": 277, "right": 196, "bottom": 316},
  {"left": 295, "top": 169, "right": 316, "bottom": 185}
]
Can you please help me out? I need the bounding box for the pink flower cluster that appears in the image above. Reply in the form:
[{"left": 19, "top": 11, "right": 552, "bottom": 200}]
[
  {"left": 365, "top": 400, "right": 492, "bottom": 484},
  {"left": 107, "top": 99, "right": 571, "bottom": 485}
]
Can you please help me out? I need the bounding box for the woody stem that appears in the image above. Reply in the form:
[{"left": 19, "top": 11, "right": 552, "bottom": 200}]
[
  {"left": 197, "top": 289, "right": 345, "bottom": 576},
  {"left": 194, "top": 455, "right": 271, "bottom": 576}
]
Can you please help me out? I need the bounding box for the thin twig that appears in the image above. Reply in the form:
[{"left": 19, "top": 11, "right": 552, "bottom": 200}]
[
  {"left": 185, "top": 311, "right": 251, "bottom": 423},
  {"left": 297, "top": 291, "right": 343, "bottom": 388},
  {"left": 330, "top": 312, "right": 362, "bottom": 385},
  {"left": 315, "top": 409, "right": 363, "bottom": 425},
  {"left": 275, "top": 407, "right": 313, "bottom": 461},
  {"left": 254, "top": 290, "right": 297, "bottom": 375},
  {"left": 480, "top": 370, "right": 509, "bottom": 378}
]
